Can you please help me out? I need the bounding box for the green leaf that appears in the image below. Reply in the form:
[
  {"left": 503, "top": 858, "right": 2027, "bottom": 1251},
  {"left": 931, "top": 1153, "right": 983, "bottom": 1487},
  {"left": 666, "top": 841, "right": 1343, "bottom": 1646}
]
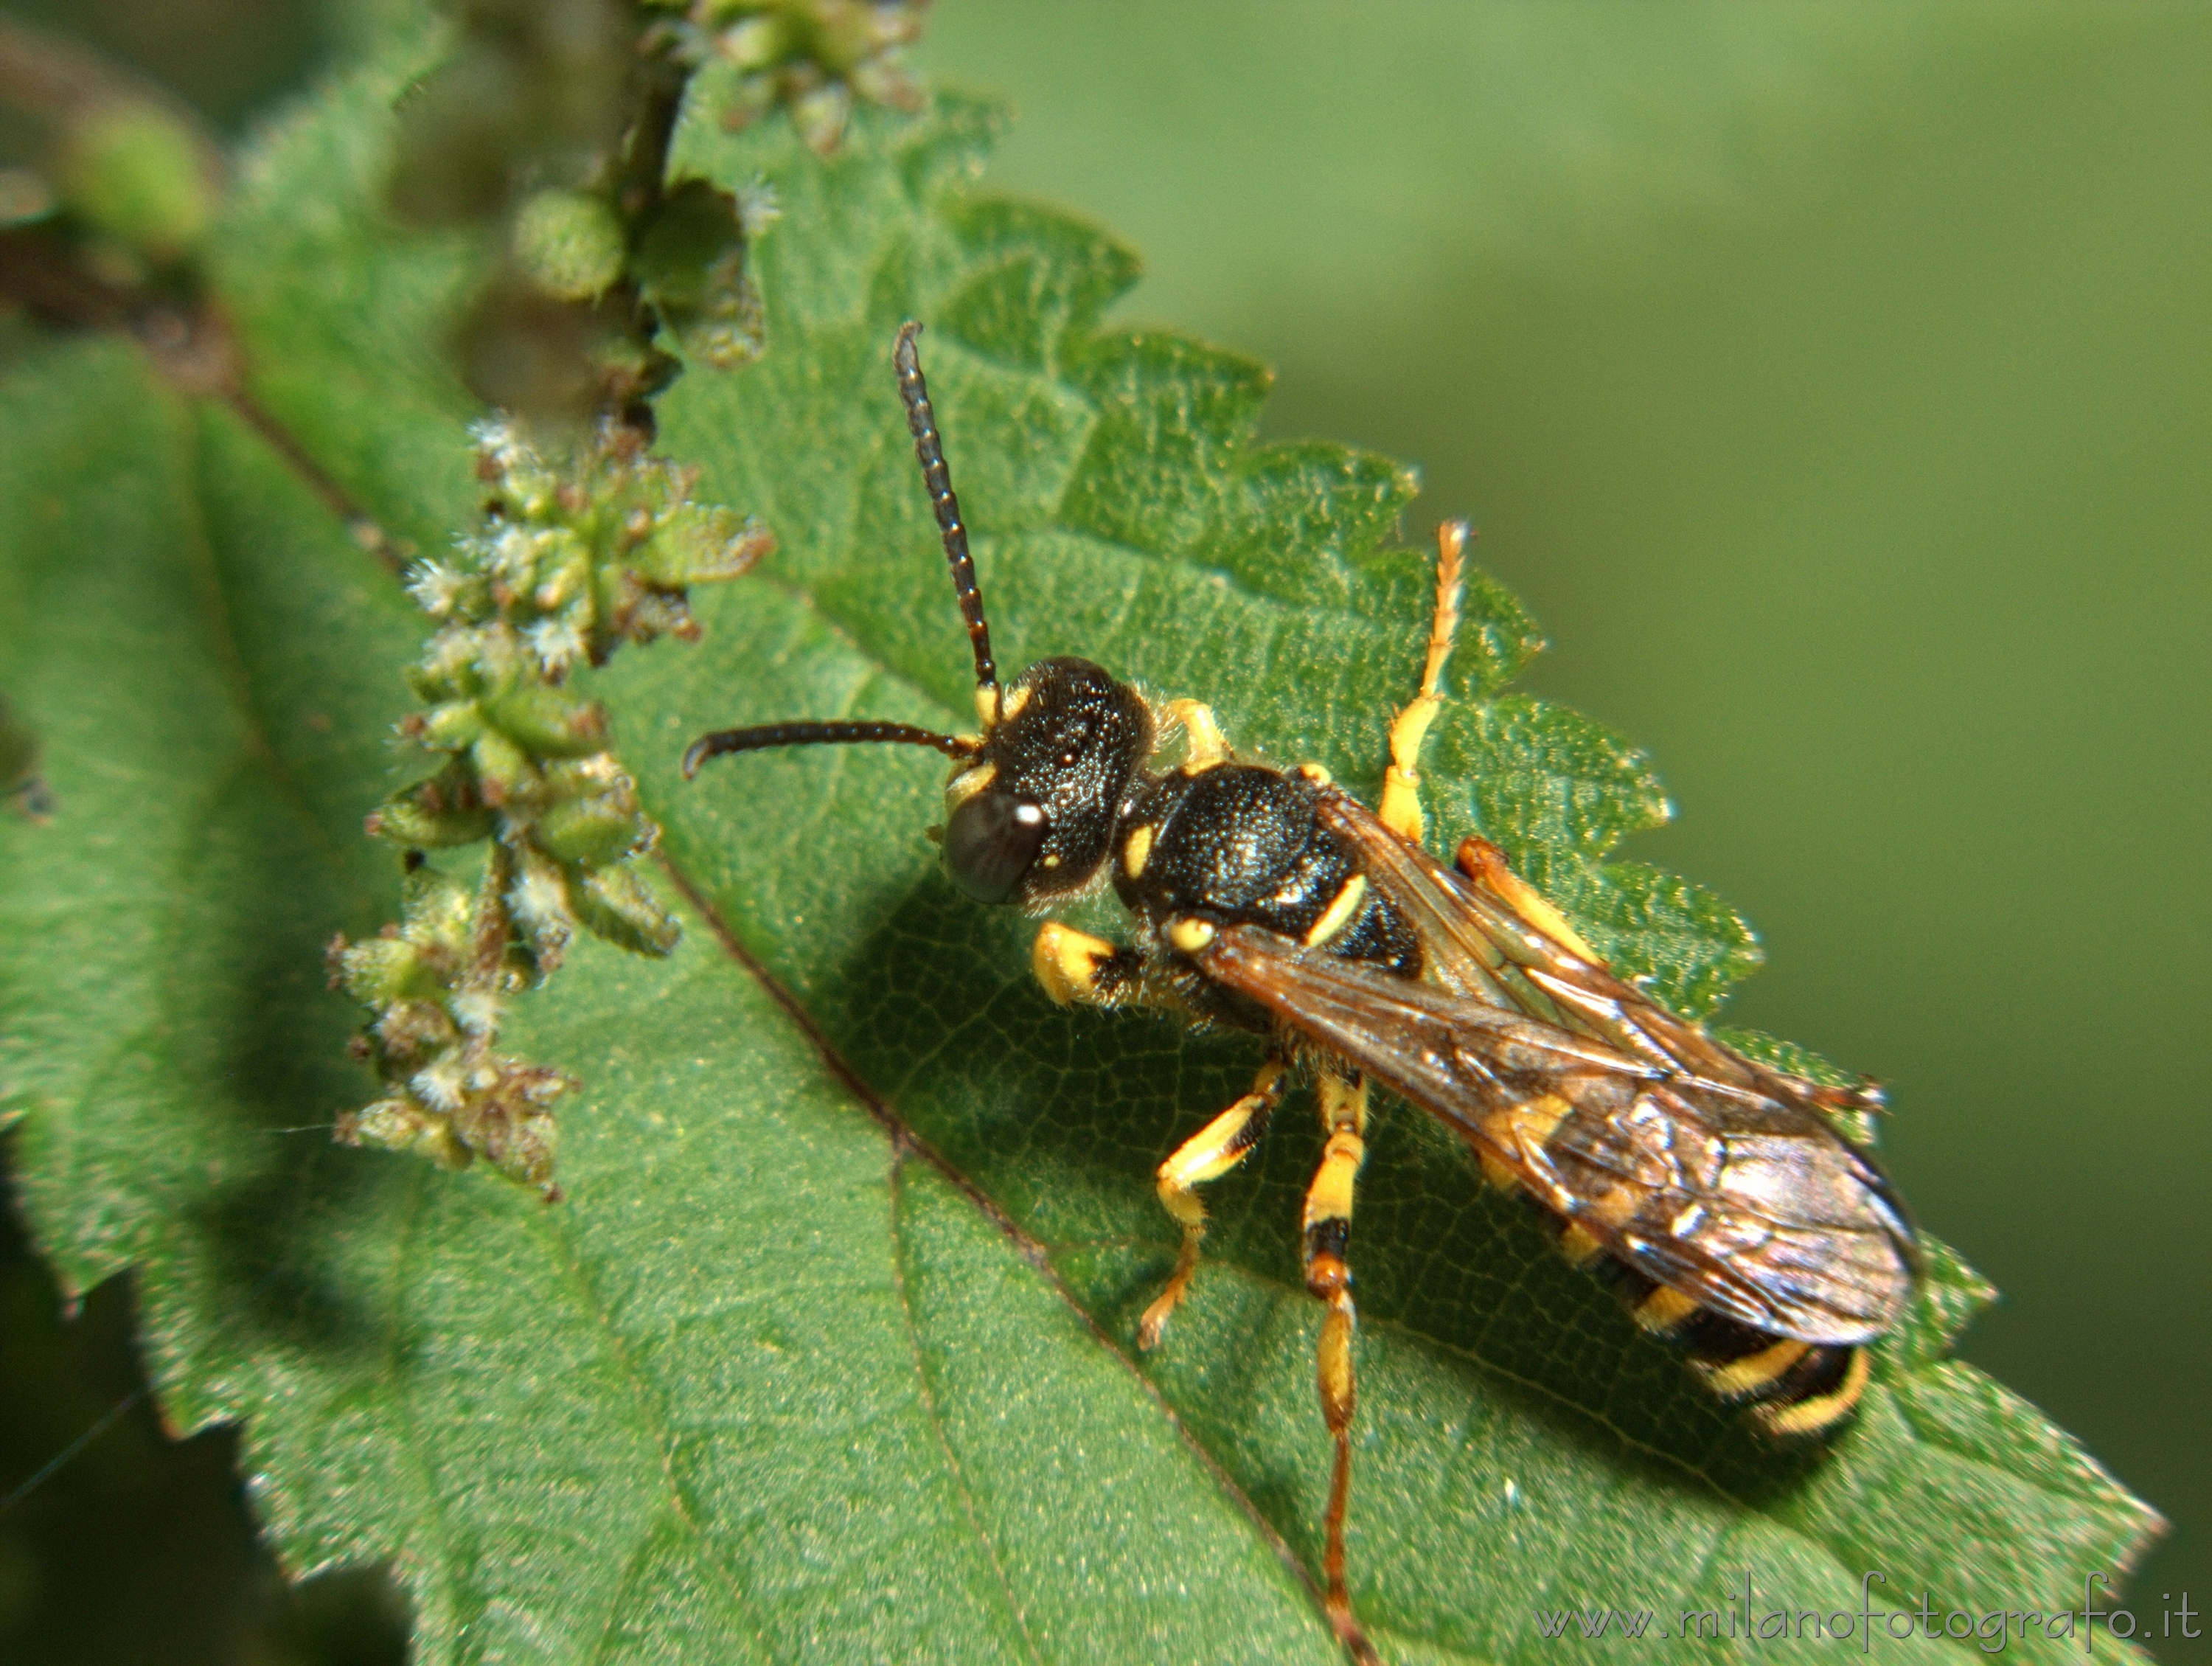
[{"left": 0, "top": 47, "right": 2160, "bottom": 1666}]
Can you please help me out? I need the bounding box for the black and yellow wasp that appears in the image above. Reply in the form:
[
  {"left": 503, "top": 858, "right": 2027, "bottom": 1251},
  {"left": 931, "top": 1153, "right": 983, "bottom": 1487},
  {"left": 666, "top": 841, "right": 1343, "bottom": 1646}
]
[{"left": 685, "top": 322, "right": 1919, "bottom": 1665}]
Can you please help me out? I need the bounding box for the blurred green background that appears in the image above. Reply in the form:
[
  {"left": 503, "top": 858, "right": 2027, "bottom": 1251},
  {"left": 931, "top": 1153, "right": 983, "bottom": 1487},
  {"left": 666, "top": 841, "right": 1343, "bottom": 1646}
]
[{"left": 2, "top": 1, "right": 2205, "bottom": 1659}]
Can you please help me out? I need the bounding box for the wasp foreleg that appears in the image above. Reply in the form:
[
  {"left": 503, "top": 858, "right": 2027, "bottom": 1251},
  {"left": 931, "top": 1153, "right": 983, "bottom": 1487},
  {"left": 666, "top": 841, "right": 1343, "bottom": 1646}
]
[
  {"left": 1031, "top": 921, "right": 1150, "bottom": 1007},
  {"left": 1135, "top": 1056, "right": 1286, "bottom": 1350}
]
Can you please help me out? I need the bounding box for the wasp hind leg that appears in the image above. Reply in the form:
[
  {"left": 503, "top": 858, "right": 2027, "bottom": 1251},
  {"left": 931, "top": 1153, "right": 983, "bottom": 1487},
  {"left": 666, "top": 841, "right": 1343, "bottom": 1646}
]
[
  {"left": 1303, "top": 1066, "right": 1383, "bottom": 1666},
  {"left": 1135, "top": 1056, "right": 1286, "bottom": 1350},
  {"left": 1453, "top": 834, "right": 1604, "bottom": 965},
  {"left": 1375, "top": 520, "right": 1469, "bottom": 845}
]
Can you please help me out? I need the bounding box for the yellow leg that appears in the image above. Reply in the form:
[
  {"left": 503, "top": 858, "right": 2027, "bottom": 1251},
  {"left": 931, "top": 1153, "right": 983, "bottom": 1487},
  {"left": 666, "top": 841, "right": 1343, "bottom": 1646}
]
[
  {"left": 1303, "top": 1069, "right": 1381, "bottom": 1666},
  {"left": 1376, "top": 521, "right": 1469, "bottom": 844},
  {"left": 1136, "top": 1058, "right": 1286, "bottom": 1350},
  {"left": 1452, "top": 834, "right": 1603, "bottom": 965},
  {"left": 1031, "top": 921, "right": 1147, "bottom": 1007},
  {"left": 1165, "top": 698, "right": 1233, "bottom": 774}
]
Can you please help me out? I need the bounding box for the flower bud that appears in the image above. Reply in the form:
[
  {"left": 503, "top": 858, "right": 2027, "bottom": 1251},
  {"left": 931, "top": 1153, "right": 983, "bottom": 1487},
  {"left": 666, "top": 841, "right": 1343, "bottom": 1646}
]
[
  {"left": 537, "top": 796, "right": 649, "bottom": 868},
  {"left": 367, "top": 767, "right": 498, "bottom": 847},
  {"left": 400, "top": 864, "right": 476, "bottom": 951},
  {"left": 338, "top": 1097, "right": 474, "bottom": 1172},
  {"left": 513, "top": 187, "right": 627, "bottom": 301},
  {"left": 574, "top": 862, "right": 680, "bottom": 955},
  {"left": 60, "top": 100, "right": 216, "bottom": 262},
  {"left": 419, "top": 698, "right": 487, "bottom": 751},
  {"left": 508, "top": 843, "right": 577, "bottom": 976},
  {"left": 470, "top": 729, "right": 538, "bottom": 806},
  {"left": 720, "top": 15, "right": 786, "bottom": 69},
  {"left": 335, "top": 936, "right": 429, "bottom": 1006},
  {"left": 481, "top": 686, "right": 608, "bottom": 757},
  {"left": 634, "top": 506, "right": 774, "bottom": 587}
]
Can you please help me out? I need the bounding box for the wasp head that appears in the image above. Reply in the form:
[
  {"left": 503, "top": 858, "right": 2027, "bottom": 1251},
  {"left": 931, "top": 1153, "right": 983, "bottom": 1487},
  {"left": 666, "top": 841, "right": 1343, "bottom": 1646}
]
[{"left": 942, "top": 656, "right": 1152, "bottom": 907}]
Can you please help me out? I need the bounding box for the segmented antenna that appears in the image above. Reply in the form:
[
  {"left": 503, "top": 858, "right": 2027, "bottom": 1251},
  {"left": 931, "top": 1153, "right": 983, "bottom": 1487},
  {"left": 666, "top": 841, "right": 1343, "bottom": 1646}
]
[
  {"left": 894, "top": 321, "right": 998, "bottom": 699},
  {"left": 682, "top": 720, "right": 978, "bottom": 780}
]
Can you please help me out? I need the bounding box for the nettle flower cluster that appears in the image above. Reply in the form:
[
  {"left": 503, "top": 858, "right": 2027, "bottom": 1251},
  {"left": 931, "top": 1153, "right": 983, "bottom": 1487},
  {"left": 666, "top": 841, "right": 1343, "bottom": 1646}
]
[
  {"left": 647, "top": 0, "right": 929, "bottom": 153},
  {"left": 331, "top": 420, "right": 771, "bottom": 1198}
]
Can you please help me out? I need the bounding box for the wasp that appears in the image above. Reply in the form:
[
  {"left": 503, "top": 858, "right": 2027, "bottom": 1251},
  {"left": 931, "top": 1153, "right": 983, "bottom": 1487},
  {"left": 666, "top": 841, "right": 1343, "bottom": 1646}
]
[{"left": 684, "top": 321, "right": 1919, "bottom": 1665}]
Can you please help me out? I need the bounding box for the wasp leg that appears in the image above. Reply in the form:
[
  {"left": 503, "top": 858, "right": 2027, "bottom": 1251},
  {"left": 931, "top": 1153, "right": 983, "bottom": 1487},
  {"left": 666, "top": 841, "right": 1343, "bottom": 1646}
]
[
  {"left": 1452, "top": 833, "right": 1604, "bottom": 964},
  {"left": 1376, "top": 520, "right": 1469, "bottom": 845},
  {"left": 1164, "top": 698, "right": 1233, "bottom": 774},
  {"left": 1304, "top": 1067, "right": 1381, "bottom": 1666},
  {"left": 1135, "top": 1056, "right": 1286, "bottom": 1350},
  {"left": 1031, "top": 921, "right": 1150, "bottom": 1008}
]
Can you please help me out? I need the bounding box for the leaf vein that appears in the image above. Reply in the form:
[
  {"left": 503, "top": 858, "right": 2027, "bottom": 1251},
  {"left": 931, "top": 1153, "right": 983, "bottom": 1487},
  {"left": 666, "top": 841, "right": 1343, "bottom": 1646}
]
[
  {"left": 516, "top": 1205, "right": 785, "bottom": 1663},
  {"left": 885, "top": 1156, "right": 1048, "bottom": 1665}
]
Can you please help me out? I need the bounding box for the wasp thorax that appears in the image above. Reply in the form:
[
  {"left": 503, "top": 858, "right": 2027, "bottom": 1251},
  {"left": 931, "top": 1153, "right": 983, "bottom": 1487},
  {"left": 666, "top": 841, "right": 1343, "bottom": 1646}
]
[{"left": 941, "top": 656, "right": 1152, "bottom": 907}]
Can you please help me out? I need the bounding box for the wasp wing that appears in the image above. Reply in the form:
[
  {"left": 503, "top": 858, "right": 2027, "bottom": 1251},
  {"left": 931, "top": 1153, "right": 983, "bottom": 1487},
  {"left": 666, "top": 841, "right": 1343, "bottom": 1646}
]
[
  {"left": 1196, "top": 922, "right": 1916, "bottom": 1344},
  {"left": 1311, "top": 786, "right": 1888, "bottom": 1115}
]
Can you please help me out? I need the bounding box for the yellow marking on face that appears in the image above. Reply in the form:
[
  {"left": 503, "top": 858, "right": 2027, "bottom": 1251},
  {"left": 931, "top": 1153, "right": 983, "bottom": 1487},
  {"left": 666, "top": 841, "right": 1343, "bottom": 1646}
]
[
  {"left": 1166, "top": 698, "right": 1231, "bottom": 773},
  {"left": 1700, "top": 1337, "right": 1812, "bottom": 1398},
  {"left": 1122, "top": 823, "right": 1155, "bottom": 878},
  {"left": 1297, "top": 763, "right": 1332, "bottom": 785},
  {"left": 1557, "top": 1223, "right": 1604, "bottom": 1264},
  {"left": 1040, "top": 853, "right": 1060, "bottom": 869},
  {"left": 1753, "top": 1348, "right": 1871, "bottom": 1437},
  {"left": 1303, "top": 874, "right": 1369, "bottom": 947},
  {"left": 1031, "top": 920, "right": 1114, "bottom": 1007},
  {"left": 1634, "top": 1286, "right": 1702, "bottom": 1334},
  {"left": 998, "top": 682, "right": 1033, "bottom": 723},
  {"left": 945, "top": 760, "right": 998, "bottom": 812},
  {"left": 1166, "top": 917, "right": 1217, "bottom": 955}
]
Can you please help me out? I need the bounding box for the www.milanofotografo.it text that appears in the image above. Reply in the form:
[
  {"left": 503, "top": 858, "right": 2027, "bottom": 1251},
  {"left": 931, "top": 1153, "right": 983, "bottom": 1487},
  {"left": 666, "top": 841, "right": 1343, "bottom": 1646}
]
[{"left": 1532, "top": 1572, "right": 2194, "bottom": 1651}]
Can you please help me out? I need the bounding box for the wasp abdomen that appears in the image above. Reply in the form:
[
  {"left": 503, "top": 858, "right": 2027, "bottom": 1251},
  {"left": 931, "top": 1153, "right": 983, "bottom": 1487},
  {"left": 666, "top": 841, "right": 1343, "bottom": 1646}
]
[{"left": 1543, "top": 1202, "right": 1879, "bottom": 1437}]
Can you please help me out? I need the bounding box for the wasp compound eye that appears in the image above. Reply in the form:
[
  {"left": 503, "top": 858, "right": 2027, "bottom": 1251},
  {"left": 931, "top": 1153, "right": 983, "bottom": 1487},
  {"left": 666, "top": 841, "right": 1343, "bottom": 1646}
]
[{"left": 944, "top": 791, "right": 1050, "bottom": 903}]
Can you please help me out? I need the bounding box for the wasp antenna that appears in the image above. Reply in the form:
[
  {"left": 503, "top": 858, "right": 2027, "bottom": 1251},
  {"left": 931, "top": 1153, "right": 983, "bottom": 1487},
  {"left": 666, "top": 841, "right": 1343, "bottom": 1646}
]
[
  {"left": 682, "top": 720, "right": 978, "bottom": 780},
  {"left": 1421, "top": 520, "right": 1472, "bottom": 705},
  {"left": 894, "top": 321, "right": 999, "bottom": 713}
]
